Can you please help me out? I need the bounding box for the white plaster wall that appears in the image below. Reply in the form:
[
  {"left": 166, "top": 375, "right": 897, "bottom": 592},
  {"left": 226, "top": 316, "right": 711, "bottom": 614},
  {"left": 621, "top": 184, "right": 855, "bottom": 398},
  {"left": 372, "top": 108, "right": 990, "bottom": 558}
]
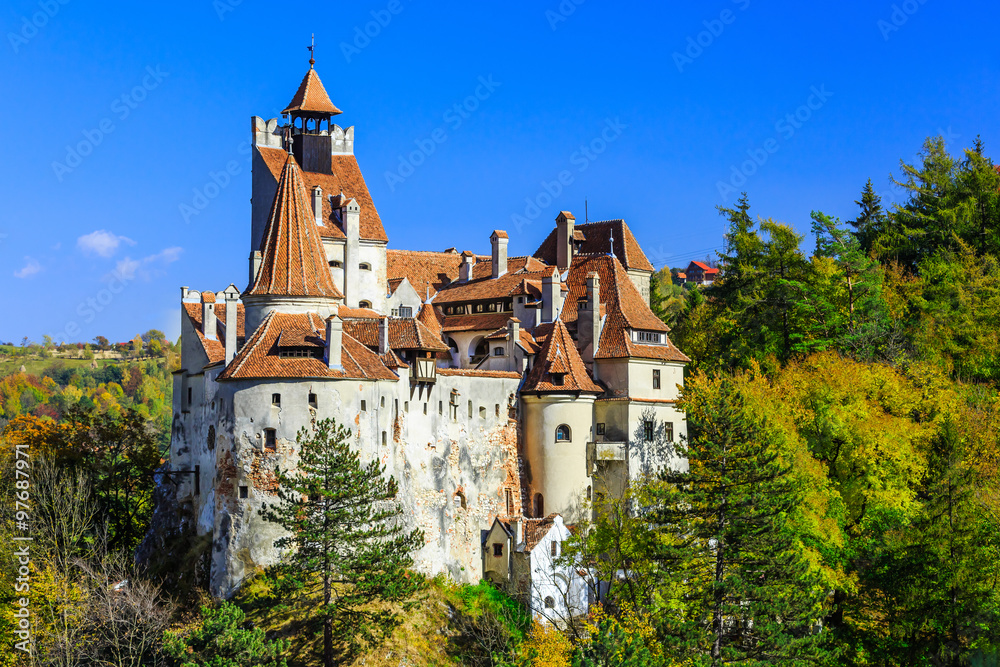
[
  {"left": 242, "top": 295, "right": 339, "bottom": 334},
  {"left": 358, "top": 241, "right": 388, "bottom": 312},
  {"left": 526, "top": 519, "right": 588, "bottom": 623},
  {"left": 386, "top": 279, "right": 422, "bottom": 316},
  {"left": 522, "top": 395, "right": 595, "bottom": 523}
]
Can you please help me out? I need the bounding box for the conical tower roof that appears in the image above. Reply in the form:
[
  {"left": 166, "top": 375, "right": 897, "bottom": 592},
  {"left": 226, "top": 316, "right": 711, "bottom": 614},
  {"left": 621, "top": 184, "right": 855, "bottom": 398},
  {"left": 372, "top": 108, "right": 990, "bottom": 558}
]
[
  {"left": 283, "top": 67, "right": 342, "bottom": 116},
  {"left": 522, "top": 320, "right": 602, "bottom": 393},
  {"left": 247, "top": 154, "right": 343, "bottom": 299}
]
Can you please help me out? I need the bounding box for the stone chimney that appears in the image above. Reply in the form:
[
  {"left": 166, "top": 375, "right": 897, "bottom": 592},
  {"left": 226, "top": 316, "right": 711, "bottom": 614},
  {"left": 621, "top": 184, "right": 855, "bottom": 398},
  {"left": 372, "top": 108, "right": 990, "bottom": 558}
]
[
  {"left": 325, "top": 312, "right": 343, "bottom": 370},
  {"left": 311, "top": 186, "right": 324, "bottom": 226},
  {"left": 459, "top": 251, "right": 476, "bottom": 283},
  {"left": 491, "top": 230, "right": 508, "bottom": 279},
  {"left": 249, "top": 251, "right": 262, "bottom": 289},
  {"left": 542, "top": 268, "right": 561, "bottom": 323},
  {"left": 379, "top": 316, "right": 389, "bottom": 355},
  {"left": 578, "top": 272, "right": 601, "bottom": 363},
  {"left": 506, "top": 317, "right": 520, "bottom": 372},
  {"left": 201, "top": 292, "right": 217, "bottom": 341},
  {"left": 515, "top": 518, "right": 524, "bottom": 546},
  {"left": 223, "top": 284, "right": 240, "bottom": 364},
  {"left": 180, "top": 286, "right": 190, "bottom": 300},
  {"left": 556, "top": 211, "right": 576, "bottom": 270},
  {"left": 341, "top": 198, "right": 361, "bottom": 308}
]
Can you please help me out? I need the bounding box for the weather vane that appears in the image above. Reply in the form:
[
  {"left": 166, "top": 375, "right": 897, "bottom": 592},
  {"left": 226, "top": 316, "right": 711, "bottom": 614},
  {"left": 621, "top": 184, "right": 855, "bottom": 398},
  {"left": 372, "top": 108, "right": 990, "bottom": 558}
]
[{"left": 308, "top": 33, "right": 316, "bottom": 67}]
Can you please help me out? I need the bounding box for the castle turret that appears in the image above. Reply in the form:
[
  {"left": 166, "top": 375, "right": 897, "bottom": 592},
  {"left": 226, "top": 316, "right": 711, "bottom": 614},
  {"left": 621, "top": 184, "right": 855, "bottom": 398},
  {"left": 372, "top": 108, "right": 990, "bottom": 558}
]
[{"left": 283, "top": 60, "right": 342, "bottom": 174}]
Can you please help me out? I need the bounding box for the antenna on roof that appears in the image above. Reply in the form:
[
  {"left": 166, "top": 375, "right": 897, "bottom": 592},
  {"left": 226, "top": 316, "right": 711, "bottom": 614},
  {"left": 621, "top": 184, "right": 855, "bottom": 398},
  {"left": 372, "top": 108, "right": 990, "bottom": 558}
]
[
  {"left": 609, "top": 229, "right": 615, "bottom": 258},
  {"left": 308, "top": 34, "right": 316, "bottom": 67},
  {"left": 585, "top": 199, "right": 588, "bottom": 223}
]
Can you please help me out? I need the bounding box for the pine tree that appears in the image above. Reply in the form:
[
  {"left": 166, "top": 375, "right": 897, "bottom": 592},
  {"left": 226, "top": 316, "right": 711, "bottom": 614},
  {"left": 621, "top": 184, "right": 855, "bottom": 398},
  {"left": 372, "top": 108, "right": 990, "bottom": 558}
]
[
  {"left": 654, "top": 376, "right": 832, "bottom": 666},
  {"left": 261, "top": 419, "right": 425, "bottom": 666},
  {"left": 848, "top": 179, "right": 886, "bottom": 257}
]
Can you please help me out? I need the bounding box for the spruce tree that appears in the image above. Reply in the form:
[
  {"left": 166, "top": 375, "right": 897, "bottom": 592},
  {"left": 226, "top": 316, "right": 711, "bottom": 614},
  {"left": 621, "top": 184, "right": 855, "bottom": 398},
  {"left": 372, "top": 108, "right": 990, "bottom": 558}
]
[
  {"left": 848, "top": 179, "right": 886, "bottom": 257},
  {"left": 654, "top": 376, "right": 832, "bottom": 666},
  {"left": 262, "top": 419, "right": 425, "bottom": 666}
]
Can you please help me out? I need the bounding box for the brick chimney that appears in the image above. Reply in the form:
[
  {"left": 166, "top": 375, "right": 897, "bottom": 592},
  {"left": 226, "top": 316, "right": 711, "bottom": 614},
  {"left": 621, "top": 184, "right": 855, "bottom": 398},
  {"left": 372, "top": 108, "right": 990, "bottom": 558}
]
[
  {"left": 325, "top": 312, "right": 343, "bottom": 370},
  {"left": 459, "top": 251, "right": 476, "bottom": 283},
  {"left": 311, "top": 186, "right": 324, "bottom": 226},
  {"left": 556, "top": 211, "right": 576, "bottom": 270},
  {"left": 223, "top": 284, "right": 240, "bottom": 364},
  {"left": 578, "top": 272, "right": 601, "bottom": 363},
  {"left": 491, "top": 230, "right": 508, "bottom": 279}
]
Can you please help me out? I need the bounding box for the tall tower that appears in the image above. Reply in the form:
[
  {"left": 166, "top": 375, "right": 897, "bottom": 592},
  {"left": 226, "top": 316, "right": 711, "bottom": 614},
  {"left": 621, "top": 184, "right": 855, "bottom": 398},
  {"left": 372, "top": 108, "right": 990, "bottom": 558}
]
[{"left": 283, "top": 56, "right": 342, "bottom": 174}]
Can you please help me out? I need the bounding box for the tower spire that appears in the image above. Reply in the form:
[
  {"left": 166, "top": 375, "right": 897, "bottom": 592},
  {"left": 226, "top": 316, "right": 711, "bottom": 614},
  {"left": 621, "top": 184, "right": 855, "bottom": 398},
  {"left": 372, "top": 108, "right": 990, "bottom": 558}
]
[{"left": 308, "top": 33, "right": 316, "bottom": 68}]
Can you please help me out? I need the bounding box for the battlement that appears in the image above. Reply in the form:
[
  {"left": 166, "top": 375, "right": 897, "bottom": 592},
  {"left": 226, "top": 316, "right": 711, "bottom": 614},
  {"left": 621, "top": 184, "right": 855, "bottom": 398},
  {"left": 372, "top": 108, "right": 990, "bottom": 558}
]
[{"left": 251, "top": 116, "right": 355, "bottom": 155}]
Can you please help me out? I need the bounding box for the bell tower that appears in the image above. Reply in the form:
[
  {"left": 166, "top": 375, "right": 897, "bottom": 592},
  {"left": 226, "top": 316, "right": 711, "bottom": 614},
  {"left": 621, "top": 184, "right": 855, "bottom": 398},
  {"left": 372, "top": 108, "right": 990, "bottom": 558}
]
[{"left": 283, "top": 38, "right": 342, "bottom": 174}]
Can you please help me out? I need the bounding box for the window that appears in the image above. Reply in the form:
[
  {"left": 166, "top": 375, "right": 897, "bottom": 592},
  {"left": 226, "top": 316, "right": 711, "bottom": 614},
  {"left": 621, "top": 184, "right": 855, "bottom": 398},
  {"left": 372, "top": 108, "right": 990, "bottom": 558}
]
[
  {"left": 361, "top": 400, "right": 367, "bottom": 411},
  {"left": 493, "top": 543, "right": 503, "bottom": 557},
  {"left": 404, "top": 401, "right": 409, "bottom": 413},
  {"left": 194, "top": 465, "right": 200, "bottom": 496},
  {"left": 637, "top": 331, "right": 662, "bottom": 344},
  {"left": 381, "top": 431, "right": 387, "bottom": 447},
  {"left": 359, "top": 262, "right": 371, "bottom": 271},
  {"left": 495, "top": 404, "right": 500, "bottom": 417},
  {"left": 551, "top": 541, "right": 559, "bottom": 557},
  {"left": 643, "top": 420, "right": 654, "bottom": 442},
  {"left": 544, "top": 596, "right": 555, "bottom": 609},
  {"left": 587, "top": 485, "right": 592, "bottom": 500},
  {"left": 596, "top": 422, "right": 606, "bottom": 436},
  {"left": 505, "top": 488, "right": 513, "bottom": 515},
  {"left": 328, "top": 260, "right": 342, "bottom": 268},
  {"left": 381, "top": 396, "right": 385, "bottom": 408},
  {"left": 551, "top": 373, "right": 565, "bottom": 386},
  {"left": 423, "top": 403, "right": 428, "bottom": 415},
  {"left": 468, "top": 400, "right": 473, "bottom": 418},
  {"left": 439, "top": 401, "right": 443, "bottom": 415},
  {"left": 278, "top": 347, "right": 323, "bottom": 359},
  {"left": 399, "top": 306, "right": 412, "bottom": 318},
  {"left": 239, "top": 485, "right": 248, "bottom": 499},
  {"left": 308, "top": 392, "right": 317, "bottom": 408},
  {"left": 479, "top": 406, "right": 486, "bottom": 418},
  {"left": 555, "top": 424, "right": 571, "bottom": 442},
  {"left": 493, "top": 347, "right": 505, "bottom": 356},
  {"left": 271, "top": 393, "right": 281, "bottom": 406},
  {"left": 454, "top": 491, "right": 466, "bottom": 509},
  {"left": 187, "top": 387, "right": 192, "bottom": 405},
  {"left": 534, "top": 493, "right": 544, "bottom": 518},
  {"left": 264, "top": 429, "right": 277, "bottom": 451},
  {"left": 665, "top": 421, "right": 674, "bottom": 443},
  {"left": 359, "top": 300, "right": 372, "bottom": 309},
  {"left": 653, "top": 369, "right": 661, "bottom": 390}
]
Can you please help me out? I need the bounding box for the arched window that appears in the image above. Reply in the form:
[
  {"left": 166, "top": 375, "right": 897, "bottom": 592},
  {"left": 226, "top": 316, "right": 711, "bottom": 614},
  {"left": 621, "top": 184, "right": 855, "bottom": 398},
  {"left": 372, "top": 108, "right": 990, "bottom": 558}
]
[
  {"left": 359, "top": 262, "right": 371, "bottom": 271},
  {"left": 493, "top": 347, "right": 505, "bottom": 356},
  {"left": 555, "top": 424, "right": 571, "bottom": 442},
  {"left": 359, "top": 300, "right": 372, "bottom": 309},
  {"left": 534, "top": 493, "right": 544, "bottom": 518},
  {"left": 544, "top": 596, "right": 555, "bottom": 609},
  {"left": 328, "top": 260, "right": 342, "bottom": 268}
]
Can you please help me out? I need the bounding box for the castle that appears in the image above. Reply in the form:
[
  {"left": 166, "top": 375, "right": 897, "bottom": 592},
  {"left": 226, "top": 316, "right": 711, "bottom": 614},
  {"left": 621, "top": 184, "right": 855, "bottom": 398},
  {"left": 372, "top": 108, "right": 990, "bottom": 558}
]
[{"left": 168, "top": 59, "right": 690, "bottom": 600}]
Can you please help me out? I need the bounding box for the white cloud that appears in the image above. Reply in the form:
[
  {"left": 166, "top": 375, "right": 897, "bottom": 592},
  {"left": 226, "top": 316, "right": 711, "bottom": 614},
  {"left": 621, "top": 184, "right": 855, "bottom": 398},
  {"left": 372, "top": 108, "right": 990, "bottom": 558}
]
[
  {"left": 111, "top": 246, "right": 183, "bottom": 282},
  {"left": 77, "top": 229, "right": 135, "bottom": 258},
  {"left": 14, "top": 256, "right": 41, "bottom": 278}
]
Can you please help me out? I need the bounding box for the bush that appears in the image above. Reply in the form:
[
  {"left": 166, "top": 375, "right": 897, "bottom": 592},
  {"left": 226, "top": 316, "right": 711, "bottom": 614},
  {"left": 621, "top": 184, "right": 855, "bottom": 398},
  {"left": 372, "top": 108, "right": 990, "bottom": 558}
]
[{"left": 162, "top": 601, "right": 289, "bottom": 667}]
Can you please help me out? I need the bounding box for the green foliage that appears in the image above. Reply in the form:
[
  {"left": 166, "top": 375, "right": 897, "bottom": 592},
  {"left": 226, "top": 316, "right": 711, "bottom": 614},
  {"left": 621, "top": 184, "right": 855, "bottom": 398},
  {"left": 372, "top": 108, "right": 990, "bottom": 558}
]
[
  {"left": 572, "top": 616, "right": 657, "bottom": 667},
  {"left": 261, "top": 418, "right": 426, "bottom": 664},
  {"left": 162, "top": 601, "right": 289, "bottom": 667}
]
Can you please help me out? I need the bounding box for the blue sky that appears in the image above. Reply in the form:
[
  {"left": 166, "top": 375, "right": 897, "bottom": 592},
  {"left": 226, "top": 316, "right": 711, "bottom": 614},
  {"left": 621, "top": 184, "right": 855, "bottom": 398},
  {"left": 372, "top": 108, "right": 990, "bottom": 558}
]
[{"left": 1, "top": 0, "right": 997, "bottom": 344}]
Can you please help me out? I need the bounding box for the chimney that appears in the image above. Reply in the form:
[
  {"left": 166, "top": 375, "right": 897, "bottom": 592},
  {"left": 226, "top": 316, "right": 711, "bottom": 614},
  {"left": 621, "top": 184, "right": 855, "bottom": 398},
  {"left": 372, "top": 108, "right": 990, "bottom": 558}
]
[
  {"left": 459, "top": 251, "right": 476, "bottom": 283},
  {"left": 341, "top": 198, "right": 361, "bottom": 308},
  {"left": 515, "top": 518, "right": 524, "bottom": 545},
  {"left": 325, "top": 312, "right": 343, "bottom": 370},
  {"left": 180, "top": 286, "right": 190, "bottom": 300},
  {"left": 249, "top": 251, "right": 262, "bottom": 288},
  {"left": 491, "top": 231, "right": 508, "bottom": 279},
  {"left": 379, "top": 316, "right": 389, "bottom": 355},
  {"left": 506, "top": 317, "right": 520, "bottom": 372},
  {"left": 542, "top": 268, "right": 561, "bottom": 323},
  {"left": 579, "top": 272, "right": 601, "bottom": 363},
  {"left": 223, "top": 284, "right": 240, "bottom": 364},
  {"left": 312, "top": 186, "right": 324, "bottom": 226},
  {"left": 202, "top": 292, "right": 217, "bottom": 341},
  {"left": 556, "top": 211, "right": 576, "bottom": 270}
]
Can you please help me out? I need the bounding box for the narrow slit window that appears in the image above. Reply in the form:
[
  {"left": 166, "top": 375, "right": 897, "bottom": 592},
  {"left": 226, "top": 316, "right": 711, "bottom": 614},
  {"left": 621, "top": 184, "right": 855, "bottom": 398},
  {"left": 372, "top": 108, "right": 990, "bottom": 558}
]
[
  {"left": 308, "top": 392, "right": 317, "bottom": 408},
  {"left": 272, "top": 393, "right": 281, "bottom": 407},
  {"left": 239, "top": 485, "right": 248, "bottom": 499}
]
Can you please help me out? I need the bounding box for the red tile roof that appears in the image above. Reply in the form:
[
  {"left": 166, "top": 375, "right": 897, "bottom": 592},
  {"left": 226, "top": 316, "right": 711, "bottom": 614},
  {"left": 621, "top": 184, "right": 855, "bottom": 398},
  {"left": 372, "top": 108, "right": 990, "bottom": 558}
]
[
  {"left": 484, "top": 324, "right": 540, "bottom": 354},
  {"left": 247, "top": 154, "right": 343, "bottom": 299},
  {"left": 183, "top": 302, "right": 246, "bottom": 366},
  {"left": 522, "top": 320, "right": 602, "bottom": 394},
  {"left": 343, "top": 318, "right": 450, "bottom": 352},
  {"left": 282, "top": 67, "right": 342, "bottom": 116},
  {"left": 433, "top": 257, "right": 554, "bottom": 305},
  {"left": 522, "top": 514, "right": 561, "bottom": 552},
  {"left": 338, "top": 306, "right": 381, "bottom": 320},
  {"left": 386, "top": 249, "right": 465, "bottom": 297},
  {"left": 440, "top": 312, "right": 512, "bottom": 334},
  {"left": 688, "top": 261, "right": 719, "bottom": 274},
  {"left": 416, "top": 302, "right": 443, "bottom": 337},
  {"left": 436, "top": 368, "right": 522, "bottom": 379},
  {"left": 533, "top": 219, "right": 654, "bottom": 272},
  {"left": 257, "top": 147, "right": 388, "bottom": 243},
  {"left": 218, "top": 311, "right": 397, "bottom": 381}
]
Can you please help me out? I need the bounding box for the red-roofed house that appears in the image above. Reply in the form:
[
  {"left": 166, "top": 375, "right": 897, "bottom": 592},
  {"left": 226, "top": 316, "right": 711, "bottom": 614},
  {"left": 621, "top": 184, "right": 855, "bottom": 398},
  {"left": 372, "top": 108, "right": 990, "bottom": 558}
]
[{"left": 685, "top": 260, "right": 719, "bottom": 285}]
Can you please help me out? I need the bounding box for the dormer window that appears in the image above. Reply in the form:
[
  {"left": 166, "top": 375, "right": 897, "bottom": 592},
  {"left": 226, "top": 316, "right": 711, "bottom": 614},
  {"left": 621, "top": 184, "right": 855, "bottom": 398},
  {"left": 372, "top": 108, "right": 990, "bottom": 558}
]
[
  {"left": 551, "top": 373, "right": 565, "bottom": 386},
  {"left": 636, "top": 330, "right": 663, "bottom": 344}
]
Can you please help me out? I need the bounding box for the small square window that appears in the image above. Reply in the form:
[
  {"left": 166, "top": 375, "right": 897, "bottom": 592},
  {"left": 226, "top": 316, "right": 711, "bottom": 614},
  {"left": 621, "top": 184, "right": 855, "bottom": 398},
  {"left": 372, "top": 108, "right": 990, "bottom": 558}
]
[
  {"left": 239, "top": 485, "right": 248, "bottom": 499},
  {"left": 272, "top": 393, "right": 281, "bottom": 406},
  {"left": 493, "top": 543, "right": 503, "bottom": 557},
  {"left": 308, "top": 392, "right": 317, "bottom": 408},
  {"left": 399, "top": 306, "right": 412, "bottom": 318},
  {"left": 479, "top": 406, "right": 486, "bottom": 418},
  {"left": 596, "top": 423, "right": 606, "bottom": 436},
  {"left": 264, "top": 429, "right": 277, "bottom": 451}
]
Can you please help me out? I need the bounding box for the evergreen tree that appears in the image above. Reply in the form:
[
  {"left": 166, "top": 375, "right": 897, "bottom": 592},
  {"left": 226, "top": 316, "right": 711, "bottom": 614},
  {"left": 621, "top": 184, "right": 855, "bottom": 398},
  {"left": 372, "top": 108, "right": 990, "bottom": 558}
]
[
  {"left": 654, "top": 376, "right": 832, "bottom": 666},
  {"left": 847, "top": 179, "right": 887, "bottom": 257},
  {"left": 162, "top": 601, "right": 289, "bottom": 667},
  {"left": 262, "top": 419, "right": 425, "bottom": 666}
]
